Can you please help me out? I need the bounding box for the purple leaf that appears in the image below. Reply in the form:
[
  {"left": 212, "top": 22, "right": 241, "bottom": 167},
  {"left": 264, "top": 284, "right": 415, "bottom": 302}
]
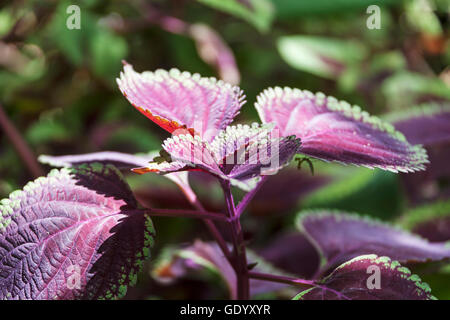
[
  {"left": 388, "top": 103, "right": 450, "bottom": 146},
  {"left": 148, "top": 123, "right": 301, "bottom": 191},
  {"left": 39, "top": 151, "right": 196, "bottom": 204},
  {"left": 152, "top": 240, "right": 292, "bottom": 299},
  {"left": 297, "top": 210, "right": 450, "bottom": 272},
  {"left": 255, "top": 87, "right": 428, "bottom": 172},
  {"left": 39, "top": 151, "right": 154, "bottom": 169},
  {"left": 116, "top": 63, "right": 245, "bottom": 142},
  {"left": 294, "top": 255, "right": 435, "bottom": 300},
  {"left": 258, "top": 232, "right": 320, "bottom": 279},
  {"left": 0, "top": 163, "right": 155, "bottom": 300}
]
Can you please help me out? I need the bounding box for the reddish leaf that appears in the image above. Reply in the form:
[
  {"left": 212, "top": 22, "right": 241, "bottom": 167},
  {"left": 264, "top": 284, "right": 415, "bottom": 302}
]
[
  {"left": 294, "top": 255, "right": 435, "bottom": 300},
  {"left": 117, "top": 63, "right": 245, "bottom": 142},
  {"left": 0, "top": 163, "right": 155, "bottom": 300},
  {"left": 255, "top": 87, "right": 428, "bottom": 172}
]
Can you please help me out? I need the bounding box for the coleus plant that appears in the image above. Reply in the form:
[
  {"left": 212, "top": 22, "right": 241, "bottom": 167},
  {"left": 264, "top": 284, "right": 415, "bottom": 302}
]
[{"left": 1, "top": 62, "right": 439, "bottom": 300}]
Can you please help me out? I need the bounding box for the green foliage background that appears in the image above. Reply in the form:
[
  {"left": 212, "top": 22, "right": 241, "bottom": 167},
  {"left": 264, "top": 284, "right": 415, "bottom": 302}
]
[{"left": 0, "top": 0, "right": 449, "bottom": 299}]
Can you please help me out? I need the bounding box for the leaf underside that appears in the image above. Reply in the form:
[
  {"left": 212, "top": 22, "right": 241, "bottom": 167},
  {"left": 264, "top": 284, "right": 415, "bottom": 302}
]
[
  {"left": 255, "top": 87, "right": 428, "bottom": 172},
  {"left": 117, "top": 63, "right": 245, "bottom": 143}
]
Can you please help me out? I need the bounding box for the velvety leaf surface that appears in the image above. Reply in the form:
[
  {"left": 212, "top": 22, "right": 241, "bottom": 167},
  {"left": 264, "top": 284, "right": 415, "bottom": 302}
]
[
  {"left": 156, "top": 124, "right": 301, "bottom": 190},
  {"left": 0, "top": 164, "right": 155, "bottom": 300},
  {"left": 294, "top": 255, "right": 435, "bottom": 300},
  {"left": 255, "top": 87, "right": 428, "bottom": 172},
  {"left": 152, "top": 240, "right": 293, "bottom": 299},
  {"left": 388, "top": 103, "right": 450, "bottom": 146},
  {"left": 297, "top": 210, "right": 450, "bottom": 271},
  {"left": 117, "top": 63, "right": 245, "bottom": 142}
]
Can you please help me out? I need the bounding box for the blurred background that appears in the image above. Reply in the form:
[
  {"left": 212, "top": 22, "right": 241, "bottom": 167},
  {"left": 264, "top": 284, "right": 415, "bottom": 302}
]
[{"left": 0, "top": 0, "right": 449, "bottom": 299}]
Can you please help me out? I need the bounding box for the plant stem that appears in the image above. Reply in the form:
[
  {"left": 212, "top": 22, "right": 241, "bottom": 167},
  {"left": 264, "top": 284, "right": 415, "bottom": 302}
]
[
  {"left": 221, "top": 180, "right": 249, "bottom": 300},
  {"left": 236, "top": 176, "right": 268, "bottom": 217},
  {"left": 248, "top": 271, "right": 350, "bottom": 300},
  {"left": 149, "top": 208, "right": 229, "bottom": 222},
  {"left": 176, "top": 181, "right": 234, "bottom": 265},
  {"left": 0, "top": 103, "right": 44, "bottom": 178},
  {"left": 248, "top": 271, "right": 315, "bottom": 287}
]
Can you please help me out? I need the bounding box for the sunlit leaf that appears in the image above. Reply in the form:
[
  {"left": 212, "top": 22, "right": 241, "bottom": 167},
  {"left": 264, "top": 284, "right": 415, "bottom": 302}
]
[
  {"left": 117, "top": 64, "right": 245, "bottom": 142},
  {"left": 294, "top": 255, "right": 435, "bottom": 300},
  {"left": 0, "top": 163, "right": 155, "bottom": 299},
  {"left": 157, "top": 124, "right": 301, "bottom": 190},
  {"left": 39, "top": 151, "right": 154, "bottom": 169},
  {"left": 255, "top": 87, "right": 428, "bottom": 172}
]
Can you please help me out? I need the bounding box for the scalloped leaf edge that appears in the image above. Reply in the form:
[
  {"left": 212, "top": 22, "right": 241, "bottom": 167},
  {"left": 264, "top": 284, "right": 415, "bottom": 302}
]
[
  {"left": 255, "top": 87, "right": 429, "bottom": 173},
  {"left": 293, "top": 254, "right": 436, "bottom": 300}
]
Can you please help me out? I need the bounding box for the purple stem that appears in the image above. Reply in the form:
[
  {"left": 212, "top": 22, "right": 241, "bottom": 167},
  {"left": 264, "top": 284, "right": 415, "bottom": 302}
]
[
  {"left": 236, "top": 176, "right": 268, "bottom": 218},
  {"left": 248, "top": 271, "right": 350, "bottom": 300},
  {"left": 149, "top": 208, "right": 229, "bottom": 222},
  {"left": 221, "top": 180, "right": 249, "bottom": 300},
  {"left": 0, "top": 103, "right": 44, "bottom": 178},
  {"left": 176, "top": 179, "right": 234, "bottom": 266}
]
